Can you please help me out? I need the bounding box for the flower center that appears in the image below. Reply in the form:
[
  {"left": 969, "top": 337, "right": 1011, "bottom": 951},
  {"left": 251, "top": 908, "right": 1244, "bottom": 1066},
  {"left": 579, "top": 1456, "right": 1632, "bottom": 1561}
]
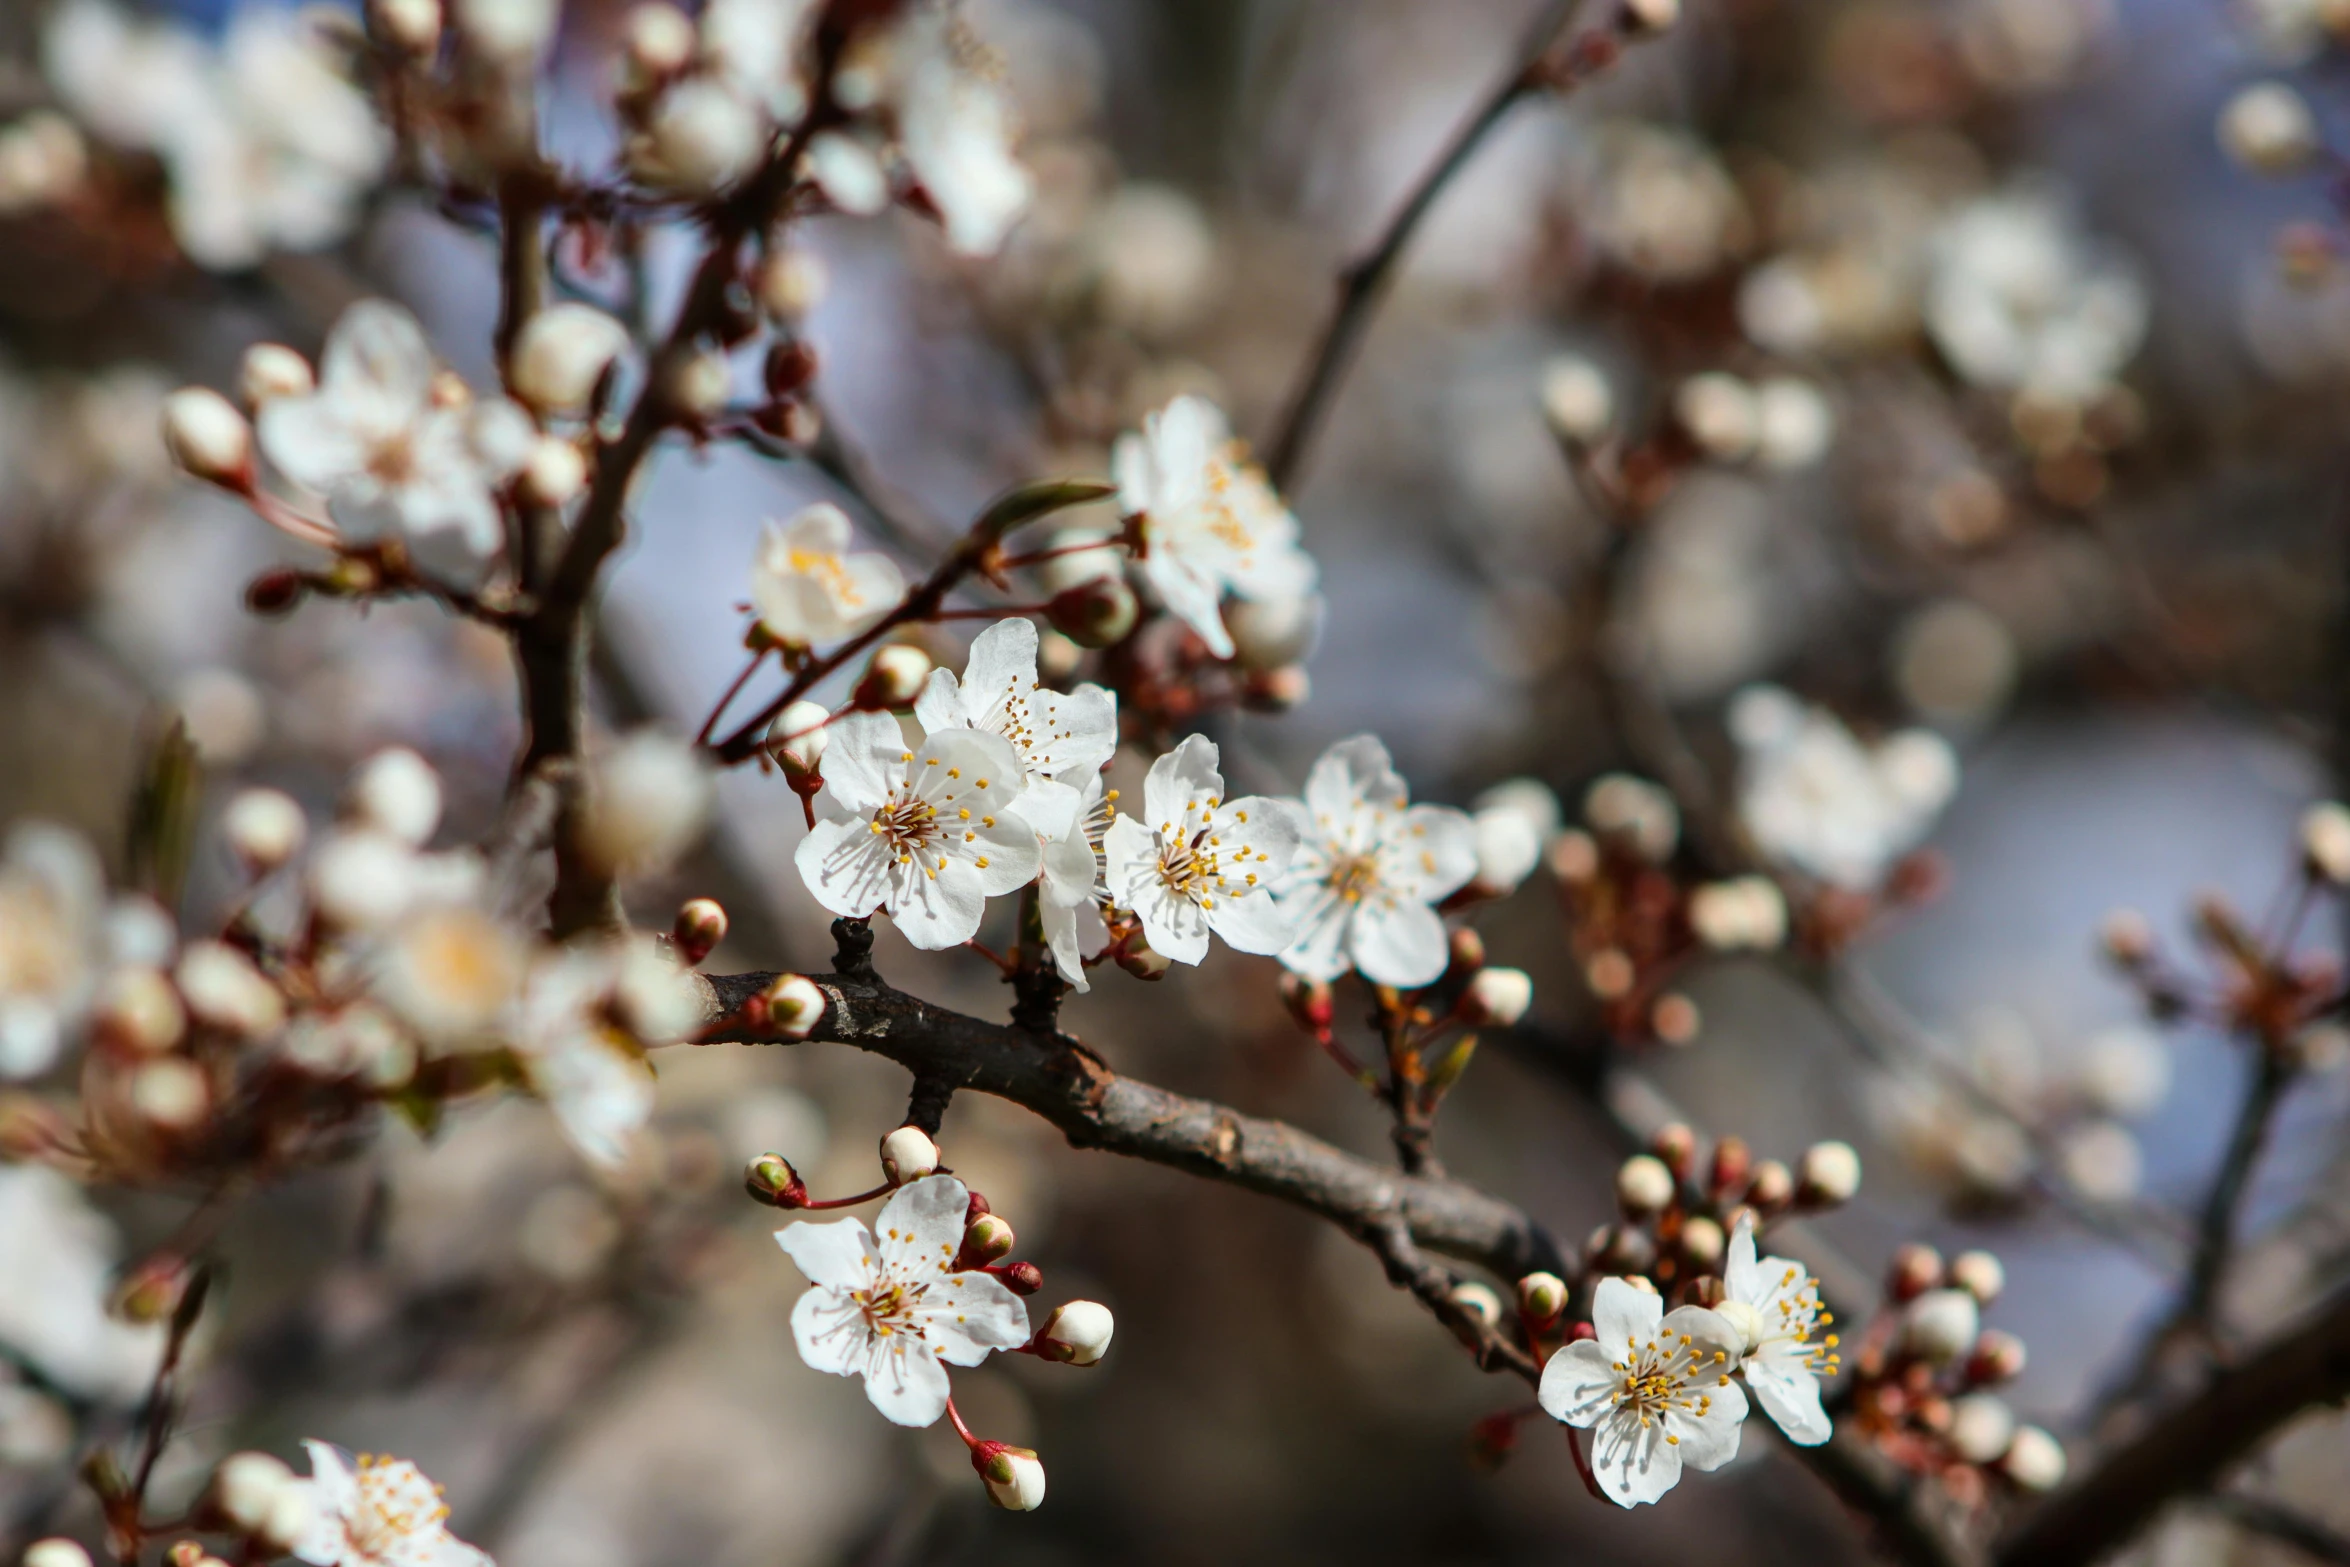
[
  {"left": 869, "top": 794, "right": 941, "bottom": 864},
  {"left": 789, "top": 547, "right": 865, "bottom": 607},
  {"left": 1763, "top": 1266, "right": 1841, "bottom": 1374},
  {"left": 348, "top": 1457, "right": 448, "bottom": 1558},
  {"left": 365, "top": 430, "right": 418, "bottom": 486},
  {"left": 1609, "top": 1332, "right": 1730, "bottom": 1443},
  {"left": 855, "top": 1278, "right": 927, "bottom": 1338},
  {"left": 1324, "top": 852, "right": 1381, "bottom": 904}
]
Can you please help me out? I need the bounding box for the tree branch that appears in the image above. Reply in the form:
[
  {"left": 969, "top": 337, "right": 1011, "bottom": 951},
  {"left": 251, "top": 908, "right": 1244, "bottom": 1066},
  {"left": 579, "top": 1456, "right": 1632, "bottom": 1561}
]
[{"left": 2206, "top": 1493, "right": 2350, "bottom": 1565}]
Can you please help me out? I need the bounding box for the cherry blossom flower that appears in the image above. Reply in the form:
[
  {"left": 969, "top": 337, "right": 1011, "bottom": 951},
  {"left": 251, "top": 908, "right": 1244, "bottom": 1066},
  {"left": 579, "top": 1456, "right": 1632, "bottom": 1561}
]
[
  {"left": 1112, "top": 395, "right": 1317, "bottom": 659},
  {"left": 794, "top": 714, "right": 1042, "bottom": 949},
  {"left": 1101, "top": 735, "right": 1306, "bottom": 964},
  {"left": 775, "top": 1174, "right": 1030, "bottom": 1426},
  {"left": 0, "top": 1166, "right": 164, "bottom": 1401},
  {"left": 505, "top": 945, "right": 682, "bottom": 1170},
  {"left": 1925, "top": 185, "right": 2147, "bottom": 404},
  {"left": 1729, "top": 685, "right": 1957, "bottom": 890},
  {"left": 1038, "top": 774, "right": 1115, "bottom": 989},
  {"left": 915, "top": 617, "right": 1116, "bottom": 840},
  {"left": 1717, "top": 1216, "right": 1836, "bottom": 1445},
  {"left": 1538, "top": 1276, "right": 1748, "bottom": 1508},
  {"left": 256, "top": 302, "right": 528, "bottom": 570},
  {"left": 1272, "top": 736, "right": 1477, "bottom": 989},
  {"left": 0, "top": 823, "right": 107, "bottom": 1079},
  {"left": 884, "top": 4, "right": 1033, "bottom": 256},
  {"left": 289, "top": 1440, "right": 491, "bottom": 1567},
  {"left": 750, "top": 503, "right": 906, "bottom": 647}
]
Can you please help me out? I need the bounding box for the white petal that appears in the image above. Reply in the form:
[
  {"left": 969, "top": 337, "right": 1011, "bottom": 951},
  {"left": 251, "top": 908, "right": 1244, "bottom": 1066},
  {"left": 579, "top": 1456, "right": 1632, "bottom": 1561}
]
[
  {"left": 776, "top": 1216, "right": 880, "bottom": 1288},
  {"left": 1275, "top": 885, "right": 1352, "bottom": 982},
  {"left": 789, "top": 1286, "right": 874, "bottom": 1376},
  {"left": 1348, "top": 897, "right": 1448, "bottom": 989},
  {"left": 917, "top": 1270, "right": 1031, "bottom": 1366},
  {"left": 1746, "top": 1358, "right": 1829, "bottom": 1446},
  {"left": 256, "top": 395, "right": 365, "bottom": 493},
  {"left": 1669, "top": 1372, "right": 1748, "bottom": 1470},
  {"left": 1143, "top": 735, "right": 1220, "bottom": 828},
  {"left": 1591, "top": 1406, "right": 1682, "bottom": 1507},
  {"left": 1384, "top": 803, "right": 1479, "bottom": 902},
  {"left": 817, "top": 711, "right": 907, "bottom": 812},
  {"left": 1725, "top": 1213, "right": 1761, "bottom": 1303},
  {"left": 961, "top": 617, "right": 1037, "bottom": 711},
  {"left": 1140, "top": 548, "right": 1233, "bottom": 658},
  {"left": 857, "top": 1331, "right": 951, "bottom": 1426},
  {"left": 1040, "top": 837, "right": 1099, "bottom": 906},
  {"left": 888, "top": 856, "right": 988, "bottom": 949},
  {"left": 1204, "top": 890, "right": 1294, "bottom": 956},
  {"left": 1008, "top": 778, "right": 1081, "bottom": 843},
  {"left": 873, "top": 1175, "right": 969, "bottom": 1273},
  {"left": 1304, "top": 734, "right": 1400, "bottom": 823},
  {"left": 1032, "top": 684, "right": 1118, "bottom": 780},
  {"left": 794, "top": 816, "right": 894, "bottom": 919},
  {"left": 1536, "top": 1338, "right": 1619, "bottom": 1430},
  {"left": 320, "top": 299, "right": 435, "bottom": 419},
  {"left": 965, "top": 820, "right": 1043, "bottom": 896},
  {"left": 1591, "top": 1276, "right": 1663, "bottom": 1347},
  {"left": 913, "top": 667, "right": 965, "bottom": 737}
]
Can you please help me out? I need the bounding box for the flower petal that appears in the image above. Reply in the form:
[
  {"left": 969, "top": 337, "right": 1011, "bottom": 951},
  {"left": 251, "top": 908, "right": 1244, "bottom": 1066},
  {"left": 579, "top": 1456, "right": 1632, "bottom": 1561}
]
[
  {"left": 794, "top": 816, "right": 893, "bottom": 919},
  {"left": 917, "top": 1269, "right": 1031, "bottom": 1366},
  {"left": 817, "top": 711, "right": 907, "bottom": 813},
  {"left": 1669, "top": 1372, "right": 1749, "bottom": 1470},
  {"left": 1347, "top": 897, "right": 1448, "bottom": 989},
  {"left": 1746, "top": 1358, "right": 1828, "bottom": 1446},
  {"left": 1591, "top": 1276, "right": 1663, "bottom": 1348},
  {"left": 776, "top": 1215, "right": 880, "bottom": 1289},
  {"left": 888, "top": 855, "right": 986, "bottom": 949},
  {"left": 1536, "top": 1338, "right": 1618, "bottom": 1430},
  {"left": 873, "top": 1175, "right": 969, "bottom": 1274},
  {"left": 1204, "top": 889, "right": 1294, "bottom": 956},
  {"left": 1591, "top": 1406, "right": 1682, "bottom": 1507}
]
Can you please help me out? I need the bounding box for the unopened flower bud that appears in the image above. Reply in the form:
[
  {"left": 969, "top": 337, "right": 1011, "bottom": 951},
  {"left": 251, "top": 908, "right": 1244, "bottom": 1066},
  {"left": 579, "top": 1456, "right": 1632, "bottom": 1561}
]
[
  {"left": 1887, "top": 1242, "right": 1944, "bottom": 1302},
  {"left": 2304, "top": 802, "right": 2350, "bottom": 884},
  {"left": 1622, "top": 0, "right": 1678, "bottom": 32},
  {"left": 211, "top": 1452, "right": 295, "bottom": 1538},
  {"left": 770, "top": 700, "right": 830, "bottom": 775},
  {"left": 1674, "top": 372, "right": 1757, "bottom": 461},
  {"left": 879, "top": 1125, "right": 938, "bottom": 1184},
  {"left": 996, "top": 1260, "right": 1044, "bottom": 1294},
  {"left": 959, "top": 1213, "right": 1016, "bottom": 1268},
  {"left": 762, "top": 339, "right": 819, "bottom": 399},
  {"left": 1540, "top": 353, "right": 1613, "bottom": 443},
  {"left": 1117, "top": 934, "right": 1170, "bottom": 980},
  {"left": 622, "top": 2, "right": 695, "bottom": 76},
  {"left": 162, "top": 389, "right": 252, "bottom": 487},
  {"left": 662, "top": 343, "right": 733, "bottom": 421},
  {"left": 1650, "top": 992, "right": 1700, "bottom": 1045},
  {"left": 1967, "top": 1327, "right": 2027, "bottom": 1385},
  {"left": 1744, "top": 1158, "right": 1794, "bottom": 1212},
  {"left": 1223, "top": 593, "right": 1322, "bottom": 672},
  {"left": 348, "top": 747, "right": 442, "bottom": 847},
  {"left": 261, "top": 1486, "right": 313, "bottom": 1557},
  {"left": 644, "top": 80, "right": 765, "bottom": 193},
  {"left": 175, "top": 941, "right": 285, "bottom": 1037},
  {"left": 1615, "top": 1153, "right": 1676, "bottom": 1218},
  {"left": 855, "top": 644, "right": 932, "bottom": 709},
  {"left": 512, "top": 304, "right": 629, "bottom": 417},
  {"left": 1902, "top": 1288, "right": 1981, "bottom": 1366},
  {"left": 23, "top": 1542, "right": 93, "bottom": 1567},
  {"left": 1047, "top": 577, "right": 1140, "bottom": 649},
  {"left": 1517, "top": 1271, "right": 1568, "bottom": 1323},
  {"left": 1447, "top": 1280, "right": 1504, "bottom": 1338},
  {"left": 1462, "top": 967, "right": 1532, "bottom": 1026},
  {"left": 1754, "top": 378, "right": 1835, "bottom": 471},
  {"left": 1242, "top": 665, "right": 1311, "bottom": 713},
  {"left": 129, "top": 1057, "right": 209, "bottom": 1131},
  {"left": 581, "top": 730, "right": 713, "bottom": 875},
  {"left": 1277, "top": 971, "right": 1334, "bottom": 1035},
  {"left": 454, "top": 0, "right": 556, "bottom": 66},
  {"left": 112, "top": 1254, "right": 190, "bottom": 1323},
  {"left": 238, "top": 344, "right": 313, "bottom": 407},
  {"left": 1467, "top": 807, "right": 1541, "bottom": 900},
  {"left": 95, "top": 968, "right": 185, "bottom": 1055},
  {"left": 973, "top": 1443, "right": 1045, "bottom": 1511},
  {"left": 669, "top": 898, "right": 728, "bottom": 966},
  {"left": 2221, "top": 81, "right": 2319, "bottom": 175},
  {"left": 1586, "top": 1223, "right": 1656, "bottom": 1275},
  {"left": 1679, "top": 1214, "right": 1725, "bottom": 1269},
  {"left": 222, "top": 787, "right": 306, "bottom": 873},
  {"left": 245, "top": 570, "right": 307, "bottom": 617},
  {"left": 520, "top": 436, "right": 587, "bottom": 506},
  {"left": 1707, "top": 1136, "right": 1751, "bottom": 1201},
  {"left": 754, "top": 246, "right": 829, "bottom": 320},
  {"left": 1796, "top": 1140, "right": 1861, "bottom": 1207},
  {"left": 1948, "top": 1392, "right": 2015, "bottom": 1465},
  {"left": 1447, "top": 927, "right": 1486, "bottom": 975},
  {"left": 1948, "top": 1249, "right": 2004, "bottom": 1304},
  {"left": 1546, "top": 828, "right": 1599, "bottom": 883},
  {"left": 2099, "top": 907, "right": 2154, "bottom": 966},
  {"left": 2000, "top": 1426, "right": 2065, "bottom": 1492},
  {"left": 1036, "top": 1299, "right": 1114, "bottom": 1365},
  {"left": 744, "top": 1152, "right": 807, "bottom": 1207}
]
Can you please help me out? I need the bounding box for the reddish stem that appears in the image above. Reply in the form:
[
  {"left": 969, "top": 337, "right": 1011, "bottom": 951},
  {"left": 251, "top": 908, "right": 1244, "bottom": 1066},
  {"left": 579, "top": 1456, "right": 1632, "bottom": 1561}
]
[
  {"left": 944, "top": 1393, "right": 980, "bottom": 1450},
  {"left": 696, "top": 646, "right": 771, "bottom": 746},
  {"left": 797, "top": 1181, "right": 894, "bottom": 1211}
]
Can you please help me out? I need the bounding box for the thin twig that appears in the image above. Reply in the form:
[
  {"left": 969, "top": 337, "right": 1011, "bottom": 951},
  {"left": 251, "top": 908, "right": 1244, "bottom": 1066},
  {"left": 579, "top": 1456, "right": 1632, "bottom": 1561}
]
[{"left": 2207, "top": 1493, "right": 2350, "bottom": 1565}]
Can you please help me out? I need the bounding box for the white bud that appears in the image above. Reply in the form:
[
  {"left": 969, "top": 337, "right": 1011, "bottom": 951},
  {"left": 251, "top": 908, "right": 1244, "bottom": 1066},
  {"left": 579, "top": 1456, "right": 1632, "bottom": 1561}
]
[
  {"left": 754, "top": 246, "right": 829, "bottom": 320},
  {"left": 2000, "top": 1425, "right": 2066, "bottom": 1492},
  {"left": 1948, "top": 1393, "right": 2016, "bottom": 1465},
  {"left": 1715, "top": 1298, "right": 1765, "bottom": 1356},
  {"left": 308, "top": 829, "right": 419, "bottom": 932},
  {"left": 761, "top": 972, "right": 825, "bottom": 1039},
  {"left": 22, "top": 1542, "right": 92, "bottom": 1567},
  {"left": 238, "top": 344, "right": 314, "bottom": 408},
  {"left": 1797, "top": 1140, "right": 1861, "bottom": 1205},
  {"left": 1469, "top": 806, "right": 1541, "bottom": 897},
  {"left": 1038, "top": 1299, "right": 1115, "bottom": 1365},
  {"left": 1674, "top": 372, "right": 1758, "bottom": 461},
  {"left": 580, "top": 731, "right": 712, "bottom": 876},
  {"left": 1754, "top": 377, "right": 1835, "bottom": 470},
  {"left": 662, "top": 344, "right": 732, "bottom": 420},
  {"left": 222, "top": 788, "right": 307, "bottom": 873},
  {"left": 879, "top": 1124, "right": 939, "bottom": 1184},
  {"left": 806, "top": 130, "right": 888, "bottom": 214},
  {"left": 162, "top": 388, "right": 252, "bottom": 485},
  {"left": 96, "top": 967, "right": 185, "bottom": 1055},
  {"left": 1540, "top": 353, "right": 1613, "bottom": 443},
  {"left": 512, "top": 434, "right": 586, "bottom": 507},
  {"left": 771, "top": 700, "right": 830, "bottom": 774},
  {"left": 1584, "top": 773, "right": 1679, "bottom": 862},
  {"left": 1615, "top": 1153, "right": 1676, "bottom": 1215},
  {"left": 1622, "top": 0, "right": 1679, "bottom": 32},
  {"left": 453, "top": 0, "right": 555, "bottom": 65},
  {"left": 2059, "top": 1119, "right": 2142, "bottom": 1202},
  {"left": 644, "top": 80, "right": 767, "bottom": 193},
  {"left": 1223, "top": 593, "right": 1323, "bottom": 672},
  {"left": 1032, "top": 527, "right": 1124, "bottom": 594},
  {"left": 613, "top": 945, "right": 703, "bottom": 1045},
  {"left": 1900, "top": 1288, "right": 1981, "bottom": 1366},
  {"left": 512, "top": 304, "right": 630, "bottom": 417},
  {"left": 1473, "top": 778, "right": 1563, "bottom": 842},
  {"left": 1448, "top": 1280, "right": 1503, "bottom": 1326},
  {"left": 2303, "top": 801, "right": 2350, "bottom": 883},
  {"left": 2220, "top": 82, "right": 2319, "bottom": 175},
  {"left": 1948, "top": 1249, "right": 2005, "bottom": 1304},
  {"left": 212, "top": 1451, "right": 295, "bottom": 1537},
  {"left": 348, "top": 747, "right": 442, "bottom": 847},
  {"left": 862, "top": 645, "right": 932, "bottom": 706},
  {"left": 977, "top": 1446, "right": 1045, "bottom": 1511},
  {"left": 130, "top": 1057, "right": 209, "bottom": 1130},
  {"left": 1688, "top": 876, "right": 1788, "bottom": 951},
  {"left": 2077, "top": 1025, "right": 2170, "bottom": 1119},
  {"left": 0, "top": 111, "right": 87, "bottom": 214},
  {"left": 174, "top": 941, "right": 285, "bottom": 1038},
  {"left": 1517, "top": 1270, "right": 1568, "bottom": 1320},
  {"left": 622, "top": 3, "right": 695, "bottom": 76},
  {"left": 261, "top": 1481, "right": 314, "bottom": 1552},
  {"left": 1462, "top": 967, "right": 1533, "bottom": 1026}
]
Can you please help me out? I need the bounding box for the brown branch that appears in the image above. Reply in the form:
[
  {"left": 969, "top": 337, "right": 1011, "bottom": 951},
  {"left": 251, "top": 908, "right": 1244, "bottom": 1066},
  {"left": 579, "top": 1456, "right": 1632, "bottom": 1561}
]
[
  {"left": 2206, "top": 1494, "right": 2350, "bottom": 1565},
  {"left": 1262, "top": 1, "right": 1623, "bottom": 491},
  {"left": 1997, "top": 1278, "right": 2350, "bottom": 1567}
]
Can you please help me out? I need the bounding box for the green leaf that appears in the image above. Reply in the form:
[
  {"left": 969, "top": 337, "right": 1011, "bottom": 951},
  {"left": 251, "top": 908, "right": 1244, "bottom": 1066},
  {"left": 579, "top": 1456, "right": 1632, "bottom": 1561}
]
[
  {"left": 968, "top": 479, "right": 1118, "bottom": 544},
  {"left": 126, "top": 719, "right": 202, "bottom": 911}
]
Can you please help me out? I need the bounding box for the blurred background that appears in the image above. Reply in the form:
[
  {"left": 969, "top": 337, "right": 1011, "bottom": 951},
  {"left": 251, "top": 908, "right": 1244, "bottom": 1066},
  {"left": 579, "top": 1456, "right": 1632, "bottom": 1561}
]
[{"left": 6, "top": 0, "right": 2350, "bottom": 1562}]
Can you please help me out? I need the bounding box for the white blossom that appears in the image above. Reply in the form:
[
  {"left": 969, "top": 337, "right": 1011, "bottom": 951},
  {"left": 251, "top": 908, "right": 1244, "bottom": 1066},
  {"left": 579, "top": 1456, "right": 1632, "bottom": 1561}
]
[
  {"left": 0, "top": 1165, "right": 164, "bottom": 1400},
  {"left": 915, "top": 617, "right": 1116, "bottom": 842},
  {"left": 0, "top": 822, "right": 109, "bottom": 1078},
  {"left": 1101, "top": 735, "right": 1306, "bottom": 965},
  {"left": 1730, "top": 685, "right": 1957, "bottom": 890},
  {"left": 1538, "top": 1275, "right": 1748, "bottom": 1507},
  {"left": 1112, "top": 395, "right": 1317, "bottom": 660},
  {"left": 162, "top": 388, "right": 252, "bottom": 484},
  {"left": 1717, "top": 1216, "right": 1836, "bottom": 1446},
  {"left": 794, "top": 713, "right": 1043, "bottom": 949},
  {"left": 257, "top": 302, "right": 527, "bottom": 570},
  {"left": 877, "top": 5, "right": 1032, "bottom": 256},
  {"left": 775, "top": 1174, "right": 1030, "bottom": 1426},
  {"left": 288, "top": 1441, "right": 490, "bottom": 1567},
  {"left": 1925, "top": 185, "right": 2147, "bottom": 403},
  {"left": 750, "top": 503, "right": 906, "bottom": 647},
  {"left": 1038, "top": 774, "right": 1115, "bottom": 990},
  {"left": 1273, "top": 736, "right": 1476, "bottom": 989},
  {"left": 506, "top": 944, "right": 666, "bottom": 1170}
]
